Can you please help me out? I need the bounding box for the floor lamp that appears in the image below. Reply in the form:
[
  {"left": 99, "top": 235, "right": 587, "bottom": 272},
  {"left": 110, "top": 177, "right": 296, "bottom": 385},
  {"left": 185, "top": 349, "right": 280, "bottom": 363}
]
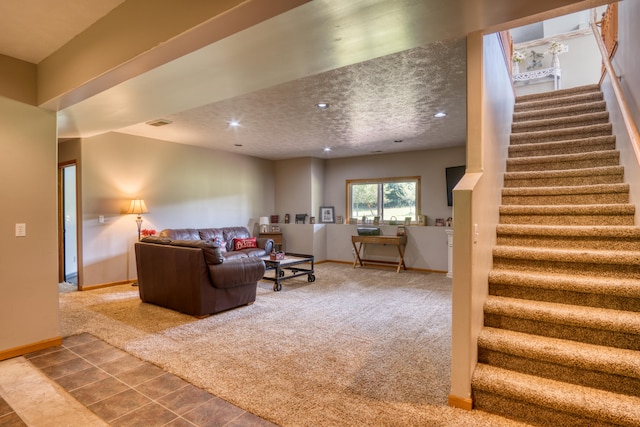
[
  {"left": 127, "top": 198, "right": 148, "bottom": 286},
  {"left": 127, "top": 198, "right": 149, "bottom": 241}
]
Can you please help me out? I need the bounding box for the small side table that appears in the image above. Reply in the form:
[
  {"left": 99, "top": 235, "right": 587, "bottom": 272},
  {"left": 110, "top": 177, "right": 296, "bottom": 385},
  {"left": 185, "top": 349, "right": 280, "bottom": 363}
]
[{"left": 260, "top": 232, "right": 284, "bottom": 252}]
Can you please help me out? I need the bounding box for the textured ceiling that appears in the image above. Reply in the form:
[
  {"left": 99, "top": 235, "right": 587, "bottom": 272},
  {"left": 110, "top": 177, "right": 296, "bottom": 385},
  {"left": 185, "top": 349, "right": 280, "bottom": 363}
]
[
  {"left": 117, "top": 39, "right": 467, "bottom": 160},
  {"left": 1, "top": 0, "right": 609, "bottom": 160}
]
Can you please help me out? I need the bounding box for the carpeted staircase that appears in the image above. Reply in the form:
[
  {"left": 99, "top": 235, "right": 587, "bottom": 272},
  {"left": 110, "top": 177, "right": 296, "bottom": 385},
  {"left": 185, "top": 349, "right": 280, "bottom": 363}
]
[{"left": 471, "top": 84, "right": 640, "bottom": 426}]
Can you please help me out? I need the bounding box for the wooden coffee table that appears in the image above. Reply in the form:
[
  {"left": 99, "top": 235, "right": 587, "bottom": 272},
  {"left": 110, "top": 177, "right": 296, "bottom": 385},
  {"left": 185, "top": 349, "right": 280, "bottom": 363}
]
[{"left": 261, "top": 253, "right": 315, "bottom": 291}]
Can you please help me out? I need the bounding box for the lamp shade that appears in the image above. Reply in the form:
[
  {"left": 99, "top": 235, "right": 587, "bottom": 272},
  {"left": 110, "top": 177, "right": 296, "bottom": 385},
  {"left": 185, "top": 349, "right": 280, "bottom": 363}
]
[
  {"left": 127, "top": 199, "right": 149, "bottom": 215},
  {"left": 259, "top": 216, "right": 269, "bottom": 226}
]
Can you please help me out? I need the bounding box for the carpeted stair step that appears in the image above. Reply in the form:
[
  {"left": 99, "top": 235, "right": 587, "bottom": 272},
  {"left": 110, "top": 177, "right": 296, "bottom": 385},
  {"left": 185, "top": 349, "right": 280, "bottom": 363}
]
[
  {"left": 472, "top": 363, "right": 640, "bottom": 427},
  {"left": 503, "top": 165, "right": 624, "bottom": 188},
  {"left": 489, "top": 269, "right": 640, "bottom": 312},
  {"left": 510, "top": 123, "right": 613, "bottom": 145},
  {"left": 492, "top": 245, "right": 640, "bottom": 279},
  {"left": 495, "top": 224, "right": 640, "bottom": 250},
  {"left": 501, "top": 183, "right": 629, "bottom": 205},
  {"left": 483, "top": 295, "right": 640, "bottom": 350},
  {"left": 477, "top": 328, "right": 640, "bottom": 397},
  {"left": 512, "top": 100, "right": 607, "bottom": 123},
  {"left": 514, "top": 90, "right": 604, "bottom": 113},
  {"left": 515, "top": 84, "right": 601, "bottom": 103},
  {"left": 499, "top": 203, "right": 635, "bottom": 226},
  {"left": 508, "top": 135, "right": 616, "bottom": 158},
  {"left": 512, "top": 111, "right": 609, "bottom": 134},
  {"left": 506, "top": 150, "right": 619, "bottom": 172}
]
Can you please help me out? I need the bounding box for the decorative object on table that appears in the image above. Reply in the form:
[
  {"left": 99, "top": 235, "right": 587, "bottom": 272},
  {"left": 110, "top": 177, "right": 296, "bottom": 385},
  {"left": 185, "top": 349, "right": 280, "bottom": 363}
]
[
  {"left": 389, "top": 216, "right": 398, "bottom": 225},
  {"left": 404, "top": 217, "right": 412, "bottom": 225},
  {"left": 545, "top": 41, "right": 568, "bottom": 69},
  {"left": 361, "top": 216, "right": 367, "bottom": 224},
  {"left": 336, "top": 216, "right": 343, "bottom": 224},
  {"left": 141, "top": 229, "right": 156, "bottom": 237},
  {"left": 446, "top": 217, "right": 453, "bottom": 227},
  {"left": 270, "top": 251, "right": 285, "bottom": 261},
  {"left": 295, "top": 214, "right": 308, "bottom": 224},
  {"left": 417, "top": 215, "right": 426, "bottom": 226},
  {"left": 310, "top": 216, "right": 316, "bottom": 224},
  {"left": 284, "top": 214, "right": 290, "bottom": 224},
  {"left": 512, "top": 50, "right": 526, "bottom": 74},
  {"left": 127, "top": 198, "right": 149, "bottom": 241},
  {"left": 357, "top": 227, "right": 381, "bottom": 236},
  {"left": 271, "top": 225, "right": 280, "bottom": 232},
  {"left": 259, "top": 216, "right": 270, "bottom": 233},
  {"left": 396, "top": 225, "right": 406, "bottom": 236},
  {"left": 349, "top": 218, "right": 358, "bottom": 225},
  {"left": 435, "top": 218, "right": 445, "bottom": 227},
  {"left": 373, "top": 216, "right": 380, "bottom": 225},
  {"left": 527, "top": 50, "right": 544, "bottom": 70},
  {"left": 270, "top": 215, "right": 279, "bottom": 224},
  {"left": 319, "top": 206, "right": 335, "bottom": 223}
]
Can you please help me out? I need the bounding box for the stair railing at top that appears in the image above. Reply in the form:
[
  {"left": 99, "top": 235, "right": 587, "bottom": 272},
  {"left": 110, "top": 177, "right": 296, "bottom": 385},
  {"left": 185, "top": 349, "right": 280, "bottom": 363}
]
[{"left": 590, "top": 6, "right": 640, "bottom": 165}]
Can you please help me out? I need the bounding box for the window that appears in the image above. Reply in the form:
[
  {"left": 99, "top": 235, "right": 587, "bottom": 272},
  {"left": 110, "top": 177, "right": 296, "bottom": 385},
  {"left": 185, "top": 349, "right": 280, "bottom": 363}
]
[{"left": 346, "top": 176, "right": 420, "bottom": 224}]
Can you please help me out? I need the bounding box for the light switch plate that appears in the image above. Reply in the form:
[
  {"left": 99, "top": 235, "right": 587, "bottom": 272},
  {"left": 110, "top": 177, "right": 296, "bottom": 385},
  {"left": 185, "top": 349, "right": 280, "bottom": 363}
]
[{"left": 15, "top": 223, "right": 26, "bottom": 237}]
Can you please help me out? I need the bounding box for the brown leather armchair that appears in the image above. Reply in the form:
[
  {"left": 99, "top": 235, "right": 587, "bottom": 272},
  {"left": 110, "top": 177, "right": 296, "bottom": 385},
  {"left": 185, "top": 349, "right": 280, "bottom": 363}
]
[{"left": 134, "top": 238, "right": 265, "bottom": 317}]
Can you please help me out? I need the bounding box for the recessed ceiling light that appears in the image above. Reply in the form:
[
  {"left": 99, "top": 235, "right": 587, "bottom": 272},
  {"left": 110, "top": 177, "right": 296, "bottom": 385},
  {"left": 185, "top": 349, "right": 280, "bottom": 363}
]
[
  {"left": 316, "top": 102, "right": 329, "bottom": 109},
  {"left": 323, "top": 147, "right": 332, "bottom": 152},
  {"left": 228, "top": 120, "right": 240, "bottom": 127},
  {"left": 434, "top": 112, "right": 447, "bottom": 118}
]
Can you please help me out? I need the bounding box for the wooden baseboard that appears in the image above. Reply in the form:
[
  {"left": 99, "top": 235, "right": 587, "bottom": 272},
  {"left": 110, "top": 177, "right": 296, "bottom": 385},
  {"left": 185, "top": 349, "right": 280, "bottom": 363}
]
[
  {"left": 448, "top": 394, "right": 473, "bottom": 411},
  {"left": 0, "top": 336, "right": 63, "bottom": 361},
  {"left": 81, "top": 279, "right": 136, "bottom": 291},
  {"left": 324, "top": 259, "right": 447, "bottom": 274}
]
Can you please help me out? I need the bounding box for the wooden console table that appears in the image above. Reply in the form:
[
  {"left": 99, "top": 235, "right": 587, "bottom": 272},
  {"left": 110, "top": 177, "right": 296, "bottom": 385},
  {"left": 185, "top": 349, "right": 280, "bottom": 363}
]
[
  {"left": 351, "top": 235, "right": 407, "bottom": 273},
  {"left": 260, "top": 232, "right": 284, "bottom": 252}
]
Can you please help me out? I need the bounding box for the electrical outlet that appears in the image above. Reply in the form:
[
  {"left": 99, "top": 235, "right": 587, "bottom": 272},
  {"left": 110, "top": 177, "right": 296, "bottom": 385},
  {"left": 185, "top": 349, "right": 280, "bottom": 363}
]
[{"left": 15, "top": 223, "right": 26, "bottom": 237}]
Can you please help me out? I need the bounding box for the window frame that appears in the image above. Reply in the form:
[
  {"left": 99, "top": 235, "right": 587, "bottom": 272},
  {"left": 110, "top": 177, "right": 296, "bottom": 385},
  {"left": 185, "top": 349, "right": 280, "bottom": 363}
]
[{"left": 345, "top": 176, "right": 421, "bottom": 224}]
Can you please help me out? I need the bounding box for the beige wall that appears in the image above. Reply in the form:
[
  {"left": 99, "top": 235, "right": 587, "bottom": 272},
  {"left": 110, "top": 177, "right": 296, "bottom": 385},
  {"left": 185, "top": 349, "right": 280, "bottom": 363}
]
[
  {"left": 0, "top": 96, "right": 59, "bottom": 354},
  {"left": 0, "top": 55, "right": 37, "bottom": 105},
  {"left": 68, "top": 132, "right": 275, "bottom": 287},
  {"left": 449, "top": 32, "right": 513, "bottom": 404},
  {"left": 604, "top": 0, "right": 640, "bottom": 220}
]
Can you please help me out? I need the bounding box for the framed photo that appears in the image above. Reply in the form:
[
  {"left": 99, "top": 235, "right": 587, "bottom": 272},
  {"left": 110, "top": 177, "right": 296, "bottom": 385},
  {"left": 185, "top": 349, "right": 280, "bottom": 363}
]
[
  {"left": 417, "top": 215, "right": 426, "bottom": 226},
  {"left": 435, "top": 218, "right": 445, "bottom": 227},
  {"left": 310, "top": 216, "right": 316, "bottom": 224},
  {"left": 404, "top": 217, "right": 412, "bottom": 225},
  {"left": 271, "top": 225, "right": 280, "bottom": 232},
  {"left": 319, "top": 206, "right": 335, "bottom": 223},
  {"left": 349, "top": 218, "right": 358, "bottom": 225},
  {"left": 373, "top": 216, "right": 380, "bottom": 225},
  {"left": 336, "top": 216, "right": 344, "bottom": 224}
]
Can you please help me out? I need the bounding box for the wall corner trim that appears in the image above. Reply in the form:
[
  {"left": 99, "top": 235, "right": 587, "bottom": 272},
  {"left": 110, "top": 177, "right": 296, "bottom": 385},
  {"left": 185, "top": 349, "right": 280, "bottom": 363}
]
[
  {"left": 0, "top": 336, "right": 63, "bottom": 362},
  {"left": 448, "top": 394, "right": 473, "bottom": 411}
]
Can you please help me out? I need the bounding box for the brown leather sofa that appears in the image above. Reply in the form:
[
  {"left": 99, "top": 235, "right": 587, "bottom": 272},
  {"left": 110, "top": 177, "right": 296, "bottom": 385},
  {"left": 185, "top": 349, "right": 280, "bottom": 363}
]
[{"left": 134, "top": 226, "right": 272, "bottom": 317}]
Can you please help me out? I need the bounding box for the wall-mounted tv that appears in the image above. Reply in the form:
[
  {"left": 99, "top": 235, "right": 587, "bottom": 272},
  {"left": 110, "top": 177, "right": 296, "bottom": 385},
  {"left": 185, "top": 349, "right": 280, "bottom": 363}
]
[{"left": 446, "top": 165, "right": 465, "bottom": 207}]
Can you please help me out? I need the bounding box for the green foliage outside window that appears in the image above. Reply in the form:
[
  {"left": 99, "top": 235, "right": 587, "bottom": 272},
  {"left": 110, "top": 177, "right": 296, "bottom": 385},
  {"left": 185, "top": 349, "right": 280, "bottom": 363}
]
[{"left": 347, "top": 177, "right": 420, "bottom": 223}]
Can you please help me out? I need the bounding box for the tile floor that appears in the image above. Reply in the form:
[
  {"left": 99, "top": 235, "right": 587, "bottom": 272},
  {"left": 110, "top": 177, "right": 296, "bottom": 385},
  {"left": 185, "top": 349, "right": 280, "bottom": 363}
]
[{"left": 0, "top": 333, "right": 277, "bottom": 427}]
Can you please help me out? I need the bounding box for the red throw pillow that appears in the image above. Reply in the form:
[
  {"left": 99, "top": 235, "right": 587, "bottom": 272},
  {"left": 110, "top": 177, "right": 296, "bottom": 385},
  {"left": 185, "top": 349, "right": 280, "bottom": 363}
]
[{"left": 233, "top": 237, "right": 257, "bottom": 251}]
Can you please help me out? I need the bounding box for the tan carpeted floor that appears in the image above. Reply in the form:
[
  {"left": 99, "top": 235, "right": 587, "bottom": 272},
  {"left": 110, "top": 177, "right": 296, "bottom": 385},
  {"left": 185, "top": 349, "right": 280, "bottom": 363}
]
[{"left": 59, "top": 263, "right": 529, "bottom": 427}]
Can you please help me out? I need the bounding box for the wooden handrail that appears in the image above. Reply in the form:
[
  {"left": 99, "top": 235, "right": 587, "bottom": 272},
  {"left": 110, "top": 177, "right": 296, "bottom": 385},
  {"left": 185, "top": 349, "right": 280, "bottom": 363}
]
[{"left": 590, "top": 10, "right": 640, "bottom": 166}]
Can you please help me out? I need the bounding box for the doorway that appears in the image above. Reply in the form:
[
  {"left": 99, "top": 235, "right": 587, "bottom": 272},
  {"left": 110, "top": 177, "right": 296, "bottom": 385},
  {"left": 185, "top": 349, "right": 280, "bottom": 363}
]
[{"left": 58, "top": 162, "right": 78, "bottom": 290}]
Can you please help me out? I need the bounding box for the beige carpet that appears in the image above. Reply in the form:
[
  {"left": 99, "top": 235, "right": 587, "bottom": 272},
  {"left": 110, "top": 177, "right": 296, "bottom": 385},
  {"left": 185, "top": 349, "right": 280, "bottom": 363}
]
[{"left": 59, "top": 263, "right": 527, "bottom": 427}]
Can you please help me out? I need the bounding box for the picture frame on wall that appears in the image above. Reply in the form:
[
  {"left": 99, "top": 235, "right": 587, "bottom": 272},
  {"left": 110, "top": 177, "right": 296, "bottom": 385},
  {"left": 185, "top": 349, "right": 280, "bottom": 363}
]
[{"left": 319, "top": 206, "right": 335, "bottom": 223}]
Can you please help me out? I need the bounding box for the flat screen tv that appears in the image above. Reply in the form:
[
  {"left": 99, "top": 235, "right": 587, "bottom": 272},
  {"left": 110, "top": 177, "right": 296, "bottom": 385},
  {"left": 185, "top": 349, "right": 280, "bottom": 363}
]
[{"left": 446, "top": 165, "right": 465, "bottom": 207}]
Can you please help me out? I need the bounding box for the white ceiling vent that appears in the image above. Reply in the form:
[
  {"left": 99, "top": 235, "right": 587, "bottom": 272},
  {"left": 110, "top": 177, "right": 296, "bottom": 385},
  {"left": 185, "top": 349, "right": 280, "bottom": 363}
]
[{"left": 145, "top": 119, "right": 172, "bottom": 127}]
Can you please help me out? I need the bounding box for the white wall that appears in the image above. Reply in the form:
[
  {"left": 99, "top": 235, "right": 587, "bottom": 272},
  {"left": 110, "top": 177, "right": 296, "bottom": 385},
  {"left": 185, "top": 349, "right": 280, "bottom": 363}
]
[
  {"left": 75, "top": 132, "right": 275, "bottom": 287},
  {"left": 449, "top": 32, "right": 513, "bottom": 405},
  {"left": 606, "top": 0, "right": 640, "bottom": 220},
  {"left": 0, "top": 96, "right": 59, "bottom": 355}
]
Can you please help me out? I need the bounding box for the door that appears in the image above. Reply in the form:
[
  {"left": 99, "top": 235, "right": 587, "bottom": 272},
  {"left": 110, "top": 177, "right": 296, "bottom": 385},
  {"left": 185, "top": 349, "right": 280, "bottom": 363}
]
[{"left": 58, "top": 162, "right": 78, "bottom": 287}]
